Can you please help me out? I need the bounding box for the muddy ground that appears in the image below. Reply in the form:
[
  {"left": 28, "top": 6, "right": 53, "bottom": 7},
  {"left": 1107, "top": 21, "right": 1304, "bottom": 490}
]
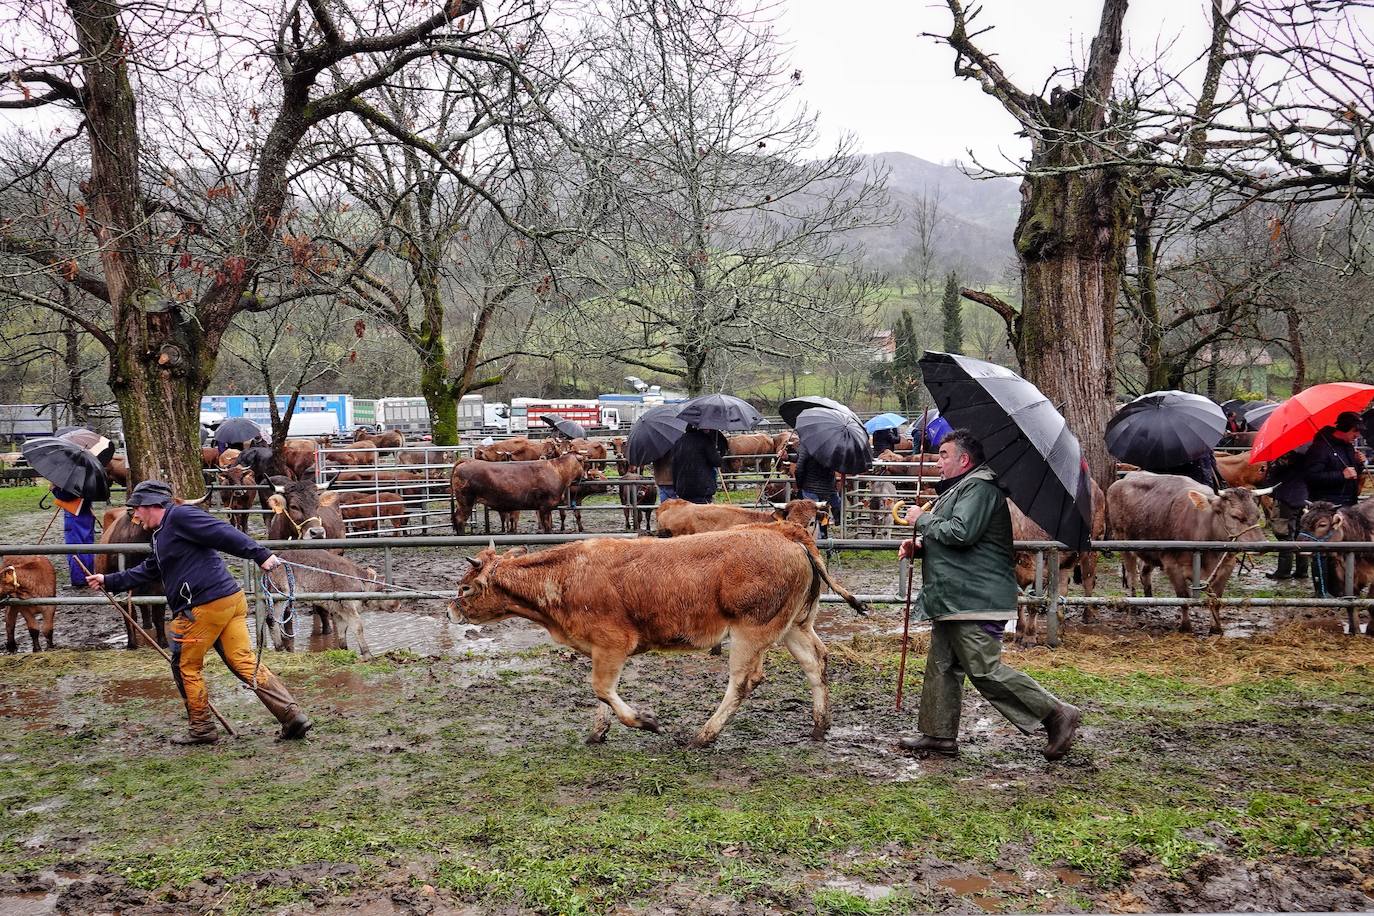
[{"left": 3, "top": 494, "right": 1374, "bottom": 914}]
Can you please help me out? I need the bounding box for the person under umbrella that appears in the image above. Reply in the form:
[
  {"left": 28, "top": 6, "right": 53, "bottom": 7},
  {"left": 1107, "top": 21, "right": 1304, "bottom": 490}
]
[
  {"left": 1104, "top": 390, "right": 1227, "bottom": 492},
  {"left": 792, "top": 408, "right": 873, "bottom": 540},
  {"left": 1300, "top": 411, "right": 1367, "bottom": 598},
  {"left": 895, "top": 428, "right": 1081, "bottom": 761},
  {"left": 865, "top": 413, "right": 907, "bottom": 454},
  {"left": 668, "top": 424, "right": 727, "bottom": 504},
  {"left": 55, "top": 429, "right": 118, "bottom": 586},
  {"left": 22, "top": 436, "right": 112, "bottom": 587},
  {"left": 676, "top": 393, "right": 763, "bottom": 432},
  {"left": 625, "top": 404, "right": 689, "bottom": 501},
  {"left": 213, "top": 417, "right": 262, "bottom": 452},
  {"left": 541, "top": 415, "right": 586, "bottom": 440}
]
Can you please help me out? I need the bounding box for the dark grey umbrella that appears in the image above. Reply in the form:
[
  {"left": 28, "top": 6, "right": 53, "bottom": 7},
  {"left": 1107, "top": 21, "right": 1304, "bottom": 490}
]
[
  {"left": 793, "top": 408, "right": 873, "bottom": 475},
  {"left": 918, "top": 351, "right": 1093, "bottom": 550},
  {"left": 779, "top": 396, "right": 858, "bottom": 427},
  {"left": 213, "top": 417, "right": 262, "bottom": 448},
  {"left": 676, "top": 394, "right": 763, "bottom": 431},
  {"left": 625, "top": 404, "right": 688, "bottom": 466},
  {"left": 21, "top": 437, "right": 111, "bottom": 501},
  {"left": 1241, "top": 401, "right": 1279, "bottom": 430},
  {"left": 541, "top": 414, "right": 586, "bottom": 440},
  {"left": 57, "top": 428, "right": 117, "bottom": 464},
  {"left": 1104, "top": 390, "right": 1226, "bottom": 468}
]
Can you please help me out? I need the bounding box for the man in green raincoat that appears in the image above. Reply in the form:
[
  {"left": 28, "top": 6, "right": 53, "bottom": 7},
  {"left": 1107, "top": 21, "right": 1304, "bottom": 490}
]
[{"left": 898, "top": 429, "right": 1081, "bottom": 760}]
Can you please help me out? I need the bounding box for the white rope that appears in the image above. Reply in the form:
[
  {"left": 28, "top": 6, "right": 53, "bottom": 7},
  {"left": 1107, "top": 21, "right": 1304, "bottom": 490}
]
[{"left": 275, "top": 557, "right": 456, "bottom": 600}]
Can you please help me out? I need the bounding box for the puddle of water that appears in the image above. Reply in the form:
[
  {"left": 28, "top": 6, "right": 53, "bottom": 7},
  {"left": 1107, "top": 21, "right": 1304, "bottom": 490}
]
[
  {"left": 0, "top": 891, "right": 56, "bottom": 916},
  {"left": 281, "top": 610, "right": 463, "bottom": 656},
  {"left": 1052, "top": 867, "right": 1088, "bottom": 886},
  {"left": 101, "top": 677, "right": 178, "bottom": 704}
]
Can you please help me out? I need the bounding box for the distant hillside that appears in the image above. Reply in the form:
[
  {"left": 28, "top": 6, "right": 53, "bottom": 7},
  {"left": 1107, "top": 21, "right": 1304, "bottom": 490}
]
[{"left": 851, "top": 151, "right": 1021, "bottom": 281}]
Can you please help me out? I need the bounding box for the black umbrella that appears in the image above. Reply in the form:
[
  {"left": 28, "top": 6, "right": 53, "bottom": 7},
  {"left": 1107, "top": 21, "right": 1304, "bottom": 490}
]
[
  {"left": 21, "top": 437, "right": 111, "bottom": 502},
  {"left": 625, "top": 404, "right": 689, "bottom": 466},
  {"left": 1241, "top": 401, "right": 1279, "bottom": 430},
  {"left": 918, "top": 351, "right": 1093, "bottom": 550},
  {"left": 793, "top": 408, "right": 873, "bottom": 475},
  {"left": 57, "top": 428, "right": 117, "bottom": 464},
  {"left": 541, "top": 414, "right": 586, "bottom": 440},
  {"left": 676, "top": 393, "right": 763, "bottom": 431},
  {"left": 213, "top": 417, "right": 262, "bottom": 449},
  {"left": 1104, "top": 390, "right": 1226, "bottom": 468},
  {"left": 778, "top": 396, "right": 858, "bottom": 428}
]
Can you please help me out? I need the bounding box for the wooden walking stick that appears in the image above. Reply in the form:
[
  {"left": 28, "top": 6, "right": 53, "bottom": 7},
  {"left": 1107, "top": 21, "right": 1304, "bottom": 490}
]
[
  {"left": 36, "top": 508, "right": 62, "bottom": 545},
  {"left": 73, "top": 557, "right": 238, "bottom": 738},
  {"left": 891, "top": 497, "right": 931, "bottom": 712}
]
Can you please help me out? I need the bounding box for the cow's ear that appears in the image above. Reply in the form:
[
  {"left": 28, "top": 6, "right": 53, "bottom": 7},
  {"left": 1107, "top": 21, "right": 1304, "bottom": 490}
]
[
  {"left": 1186, "top": 490, "right": 1211, "bottom": 510},
  {"left": 318, "top": 491, "right": 340, "bottom": 507},
  {"left": 1333, "top": 514, "right": 1345, "bottom": 533},
  {"left": 267, "top": 494, "right": 287, "bottom": 513},
  {"left": 320, "top": 471, "right": 341, "bottom": 490}
]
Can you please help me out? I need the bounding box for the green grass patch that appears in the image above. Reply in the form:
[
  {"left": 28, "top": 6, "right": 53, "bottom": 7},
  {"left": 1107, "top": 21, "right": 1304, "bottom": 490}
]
[{"left": 0, "top": 485, "right": 47, "bottom": 519}]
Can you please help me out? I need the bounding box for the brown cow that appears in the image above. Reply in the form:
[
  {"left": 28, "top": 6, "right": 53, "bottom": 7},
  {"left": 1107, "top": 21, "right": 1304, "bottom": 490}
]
[
  {"left": 1107, "top": 472, "right": 1265, "bottom": 634},
  {"left": 1215, "top": 450, "right": 1268, "bottom": 489},
  {"left": 353, "top": 427, "right": 405, "bottom": 449},
  {"left": 265, "top": 476, "right": 346, "bottom": 544},
  {"left": 104, "top": 455, "right": 129, "bottom": 487},
  {"left": 450, "top": 454, "right": 586, "bottom": 535},
  {"left": 656, "top": 497, "right": 826, "bottom": 539},
  {"left": 220, "top": 465, "right": 259, "bottom": 533},
  {"left": 277, "top": 438, "right": 319, "bottom": 480},
  {"left": 336, "top": 491, "right": 407, "bottom": 535},
  {"left": 610, "top": 437, "right": 630, "bottom": 476},
  {"left": 448, "top": 523, "right": 838, "bottom": 746},
  {"left": 324, "top": 441, "right": 380, "bottom": 467},
  {"left": 2, "top": 555, "right": 58, "bottom": 653},
  {"left": 474, "top": 437, "right": 560, "bottom": 463},
  {"left": 723, "top": 433, "right": 778, "bottom": 489},
  {"left": 265, "top": 549, "right": 398, "bottom": 658},
  {"left": 95, "top": 507, "right": 166, "bottom": 649},
  {"left": 1009, "top": 480, "right": 1106, "bottom": 645},
  {"left": 200, "top": 446, "right": 222, "bottom": 468},
  {"left": 559, "top": 468, "right": 613, "bottom": 533},
  {"left": 617, "top": 475, "right": 658, "bottom": 532},
  {"left": 1299, "top": 500, "right": 1374, "bottom": 634}
]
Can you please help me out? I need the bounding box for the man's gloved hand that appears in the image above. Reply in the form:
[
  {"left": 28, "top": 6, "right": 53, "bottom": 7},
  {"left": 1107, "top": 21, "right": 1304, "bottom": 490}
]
[{"left": 261, "top": 555, "right": 283, "bottom": 571}]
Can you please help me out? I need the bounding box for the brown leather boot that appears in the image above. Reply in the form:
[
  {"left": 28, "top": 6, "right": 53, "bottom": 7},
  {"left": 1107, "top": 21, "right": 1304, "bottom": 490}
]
[
  {"left": 1042, "top": 703, "right": 1081, "bottom": 761},
  {"left": 897, "top": 735, "right": 959, "bottom": 757},
  {"left": 254, "top": 672, "right": 312, "bottom": 740},
  {"left": 169, "top": 717, "right": 219, "bottom": 745}
]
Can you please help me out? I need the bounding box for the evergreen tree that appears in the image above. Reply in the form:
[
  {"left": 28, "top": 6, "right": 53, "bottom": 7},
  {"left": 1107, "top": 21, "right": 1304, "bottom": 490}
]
[
  {"left": 891, "top": 310, "right": 923, "bottom": 414},
  {"left": 941, "top": 272, "right": 963, "bottom": 354}
]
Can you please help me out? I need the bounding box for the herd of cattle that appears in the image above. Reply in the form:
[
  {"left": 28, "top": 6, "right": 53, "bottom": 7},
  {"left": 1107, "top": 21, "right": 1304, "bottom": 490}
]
[{"left": 4, "top": 428, "right": 1374, "bottom": 674}]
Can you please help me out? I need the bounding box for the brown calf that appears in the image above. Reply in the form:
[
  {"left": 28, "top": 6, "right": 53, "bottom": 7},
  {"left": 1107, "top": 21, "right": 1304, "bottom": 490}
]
[
  {"left": 336, "top": 491, "right": 407, "bottom": 534},
  {"left": 1009, "top": 479, "right": 1106, "bottom": 645},
  {"left": 1215, "top": 450, "right": 1268, "bottom": 489},
  {"left": 449, "top": 523, "right": 837, "bottom": 746},
  {"left": 95, "top": 507, "right": 165, "bottom": 649},
  {"left": 655, "top": 497, "right": 826, "bottom": 539},
  {"left": 2, "top": 555, "right": 58, "bottom": 653},
  {"left": 1299, "top": 500, "right": 1374, "bottom": 634}
]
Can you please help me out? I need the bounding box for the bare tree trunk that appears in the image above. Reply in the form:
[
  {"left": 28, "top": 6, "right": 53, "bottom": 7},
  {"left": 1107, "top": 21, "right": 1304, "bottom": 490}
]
[
  {"left": 62, "top": 318, "right": 88, "bottom": 428},
  {"left": 1285, "top": 308, "right": 1306, "bottom": 394}
]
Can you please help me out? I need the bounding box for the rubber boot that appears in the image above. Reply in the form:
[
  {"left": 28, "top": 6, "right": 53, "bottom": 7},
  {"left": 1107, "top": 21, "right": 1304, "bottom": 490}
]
[
  {"left": 254, "top": 671, "right": 313, "bottom": 740},
  {"left": 1266, "top": 552, "right": 1294, "bottom": 581},
  {"left": 1294, "top": 554, "right": 1310, "bottom": 580}
]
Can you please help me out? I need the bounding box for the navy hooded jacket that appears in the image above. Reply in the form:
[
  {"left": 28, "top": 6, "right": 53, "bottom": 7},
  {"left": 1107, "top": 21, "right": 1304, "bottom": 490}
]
[{"left": 102, "top": 504, "right": 272, "bottom": 617}]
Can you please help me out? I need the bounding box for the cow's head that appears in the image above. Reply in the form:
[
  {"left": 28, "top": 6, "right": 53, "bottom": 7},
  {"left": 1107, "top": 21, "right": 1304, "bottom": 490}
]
[
  {"left": 448, "top": 545, "right": 529, "bottom": 623},
  {"left": 1186, "top": 487, "right": 1264, "bottom": 542},
  {"left": 266, "top": 475, "right": 340, "bottom": 539},
  {"left": 0, "top": 564, "right": 19, "bottom": 596},
  {"left": 771, "top": 499, "right": 825, "bottom": 536},
  {"left": 363, "top": 566, "right": 400, "bottom": 613},
  {"left": 1299, "top": 500, "right": 1342, "bottom": 541}
]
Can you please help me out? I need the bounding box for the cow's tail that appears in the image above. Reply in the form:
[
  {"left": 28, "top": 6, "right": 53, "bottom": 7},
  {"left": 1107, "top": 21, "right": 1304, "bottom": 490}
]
[{"left": 803, "top": 547, "right": 870, "bottom": 616}]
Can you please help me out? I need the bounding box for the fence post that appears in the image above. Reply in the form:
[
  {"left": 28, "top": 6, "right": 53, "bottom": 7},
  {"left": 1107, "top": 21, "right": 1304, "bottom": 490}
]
[
  {"left": 1046, "top": 545, "right": 1061, "bottom": 647},
  {"left": 1346, "top": 549, "right": 1358, "bottom": 635}
]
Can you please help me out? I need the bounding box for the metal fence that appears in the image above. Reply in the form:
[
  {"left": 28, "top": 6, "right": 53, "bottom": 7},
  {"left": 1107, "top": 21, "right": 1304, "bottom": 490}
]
[{"left": 6, "top": 538, "right": 1372, "bottom": 650}]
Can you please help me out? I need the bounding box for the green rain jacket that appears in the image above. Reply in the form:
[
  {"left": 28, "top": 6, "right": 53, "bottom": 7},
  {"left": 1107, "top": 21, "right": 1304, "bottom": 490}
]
[{"left": 914, "top": 465, "right": 1019, "bottom": 622}]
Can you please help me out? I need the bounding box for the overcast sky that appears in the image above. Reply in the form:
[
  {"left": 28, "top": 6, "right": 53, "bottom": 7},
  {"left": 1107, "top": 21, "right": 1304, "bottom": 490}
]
[{"left": 777, "top": 0, "right": 1211, "bottom": 167}]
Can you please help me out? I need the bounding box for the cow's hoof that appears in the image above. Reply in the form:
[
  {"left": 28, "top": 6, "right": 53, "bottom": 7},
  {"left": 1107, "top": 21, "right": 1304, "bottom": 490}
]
[
  {"left": 687, "top": 733, "right": 717, "bottom": 749},
  {"left": 636, "top": 709, "right": 662, "bottom": 733},
  {"left": 4, "top": 642, "right": 15, "bottom": 654},
  {"left": 585, "top": 729, "right": 609, "bottom": 745},
  {"left": 811, "top": 722, "right": 831, "bottom": 741}
]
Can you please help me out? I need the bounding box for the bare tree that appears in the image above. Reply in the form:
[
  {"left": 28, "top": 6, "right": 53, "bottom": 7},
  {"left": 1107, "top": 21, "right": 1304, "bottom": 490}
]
[
  {"left": 0, "top": 0, "right": 533, "bottom": 493},
  {"left": 562, "top": 0, "right": 892, "bottom": 395}
]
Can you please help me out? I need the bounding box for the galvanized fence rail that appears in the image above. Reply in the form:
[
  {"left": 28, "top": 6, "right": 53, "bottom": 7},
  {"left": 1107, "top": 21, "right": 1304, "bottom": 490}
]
[{"left": 6, "top": 538, "right": 1372, "bottom": 648}]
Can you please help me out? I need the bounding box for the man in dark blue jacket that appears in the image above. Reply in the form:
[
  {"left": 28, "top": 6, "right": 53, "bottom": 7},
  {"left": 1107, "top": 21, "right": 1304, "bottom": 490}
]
[
  {"left": 86, "top": 480, "right": 311, "bottom": 745},
  {"left": 669, "top": 426, "right": 725, "bottom": 504},
  {"left": 1300, "top": 412, "right": 1367, "bottom": 597}
]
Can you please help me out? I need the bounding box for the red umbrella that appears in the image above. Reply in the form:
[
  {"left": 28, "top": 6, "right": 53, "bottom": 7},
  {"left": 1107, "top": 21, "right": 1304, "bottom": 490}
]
[{"left": 1249, "top": 382, "right": 1374, "bottom": 463}]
